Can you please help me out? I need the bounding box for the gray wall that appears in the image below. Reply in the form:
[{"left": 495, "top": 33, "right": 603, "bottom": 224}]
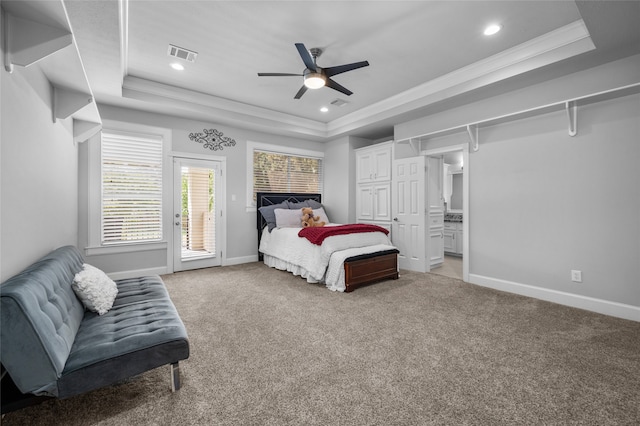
[
  {"left": 469, "top": 93, "right": 639, "bottom": 306},
  {"left": 394, "top": 54, "right": 640, "bottom": 312},
  {"left": 323, "top": 136, "right": 351, "bottom": 224},
  {"left": 1, "top": 56, "right": 79, "bottom": 281},
  {"left": 77, "top": 105, "right": 325, "bottom": 274},
  {"left": 319, "top": 135, "right": 373, "bottom": 224}
]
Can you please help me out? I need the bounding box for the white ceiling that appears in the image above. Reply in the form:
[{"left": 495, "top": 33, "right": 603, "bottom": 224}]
[{"left": 64, "top": 0, "right": 640, "bottom": 141}]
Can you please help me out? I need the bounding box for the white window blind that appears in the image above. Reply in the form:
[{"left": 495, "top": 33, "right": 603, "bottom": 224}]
[
  {"left": 101, "top": 132, "right": 163, "bottom": 244},
  {"left": 252, "top": 149, "right": 323, "bottom": 202}
]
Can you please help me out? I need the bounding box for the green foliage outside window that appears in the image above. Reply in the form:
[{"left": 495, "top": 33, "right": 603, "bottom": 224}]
[{"left": 253, "top": 151, "right": 322, "bottom": 201}]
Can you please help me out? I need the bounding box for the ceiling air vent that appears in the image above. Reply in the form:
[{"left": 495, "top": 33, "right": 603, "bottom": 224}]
[
  {"left": 330, "top": 98, "right": 349, "bottom": 107},
  {"left": 167, "top": 44, "right": 198, "bottom": 62}
]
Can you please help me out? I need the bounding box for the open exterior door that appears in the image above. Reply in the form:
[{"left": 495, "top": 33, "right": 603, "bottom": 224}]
[
  {"left": 392, "top": 156, "right": 427, "bottom": 272},
  {"left": 173, "top": 158, "right": 222, "bottom": 272}
]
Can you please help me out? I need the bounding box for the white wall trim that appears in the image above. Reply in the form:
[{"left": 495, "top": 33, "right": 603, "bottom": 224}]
[
  {"left": 107, "top": 266, "right": 169, "bottom": 281},
  {"left": 469, "top": 274, "right": 640, "bottom": 322},
  {"left": 108, "top": 255, "right": 258, "bottom": 279},
  {"left": 85, "top": 241, "right": 167, "bottom": 256},
  {"left": 224, "top": 255, "right": 259, "bottom": 266},
  {"left": 118, "top": 0, "right": 129, "bottom": 86},
  {"left": 170, "top": 150, "right": 226, "bottom": 162}
]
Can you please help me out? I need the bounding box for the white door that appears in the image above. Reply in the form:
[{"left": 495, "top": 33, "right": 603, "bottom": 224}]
[
  {"left": 427, "top": 156, "right": 445, "bottom": 268},
  {"left": 392, "top": 156, "right": 427, "bottom": 272},
  {"left": 173, "top": 158, "right": 222, "bottom": 271}
]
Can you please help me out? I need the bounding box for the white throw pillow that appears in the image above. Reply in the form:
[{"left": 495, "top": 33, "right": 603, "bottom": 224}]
[
  {"left": 274, "top": 208, "right": 303, "bottom": 228},
  {"left": 313, "top": 207, "right": 330, "bottom": 224},
  {"left": 72, "top": 264, "right": 118, "bottom": 315}
]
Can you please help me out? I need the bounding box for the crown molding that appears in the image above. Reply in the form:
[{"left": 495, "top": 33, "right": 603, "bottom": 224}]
[
  {"left": 326, "top": 20, "right": 595, "bottom": 138},
  {"left": 121, "top": 76, "right": 328, "bottom": 139},
  {"left": 118, "top": 20, "right": 595, "bottom": 141}
]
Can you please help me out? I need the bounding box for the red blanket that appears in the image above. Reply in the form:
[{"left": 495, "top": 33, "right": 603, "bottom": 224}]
[{"left": 298, "top": 224, "right": 389, "bottom": 245}]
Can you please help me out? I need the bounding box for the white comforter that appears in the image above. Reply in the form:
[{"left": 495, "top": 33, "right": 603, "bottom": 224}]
[{"left": 259, "top": 224, "right": 395, "bottom": 291}]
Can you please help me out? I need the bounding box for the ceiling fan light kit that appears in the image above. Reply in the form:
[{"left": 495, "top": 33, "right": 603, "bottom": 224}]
[
  {"left": 303, "top": 69, "right": 326, "bottom": 89},
  {"left": 258, "top": 43, "right": 369, "bottom": 99}
]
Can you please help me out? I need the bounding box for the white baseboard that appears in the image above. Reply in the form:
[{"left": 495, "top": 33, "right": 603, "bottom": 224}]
[
  {"left": 108, "top": 266, "right": 170, "bottom": 280},
  {"left": 224, "top": 255, "right": 259, "bottom": 266},
  {"left": 469, "top": 274, "right": 640, "bottom": 322},
  {"left": 107, "top": 256, "right": 258, "bottom": 279}
]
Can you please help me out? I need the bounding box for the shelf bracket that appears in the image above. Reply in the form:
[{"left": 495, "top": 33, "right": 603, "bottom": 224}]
[
  {"left": 53, "top": 86, "right": 94, "bottom": 122},
  {"left": 566, "top": 100, "right": 577, "bottom": 137},
  {"left": 73, "top": 119, "right": 102, "bottom": 144},
  {"left": 467, "top": 125, "right": 479, "bottom": 152},
  {"left": 408, "top": 138, "right": 420, "bottom": 156},
  {"left": 3, "top": 11, "right": 73, "bottom": 73}
]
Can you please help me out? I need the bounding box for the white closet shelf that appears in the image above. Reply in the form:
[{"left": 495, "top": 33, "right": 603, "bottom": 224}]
[
  {"left": 396, "top": 83, "right": 640, "bottom": 153},
  {"left": 2, "top": 0, "right": 101, "bottom": 142}
]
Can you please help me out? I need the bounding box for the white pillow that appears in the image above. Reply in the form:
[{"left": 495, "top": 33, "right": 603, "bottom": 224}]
[
  {"left": 274, "top": 208, "right": 303, "bottom": 228},
  {"left": 314, "top": 207, "right": 330, "bottom": 224},
  {"left": 72, "top": 264, "right": 118, "bottom": 315}
]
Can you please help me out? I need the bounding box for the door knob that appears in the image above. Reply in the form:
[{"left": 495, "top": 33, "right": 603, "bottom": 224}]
[
  {"left": 175, "top": 222, "right": 180, "bottom": 226},
  {"left": 393, "top": 217, "right": 399, "bottom": 222}
]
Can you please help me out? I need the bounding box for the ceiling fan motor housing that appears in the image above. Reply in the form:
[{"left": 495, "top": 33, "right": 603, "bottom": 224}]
[{"left": 309, "top": 47, "right": 323, "bottom": 59}]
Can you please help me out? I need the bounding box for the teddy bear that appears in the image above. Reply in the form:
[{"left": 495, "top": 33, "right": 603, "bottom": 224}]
[{"left": 300, "top": 207, "right": 325, "bottom": 228}]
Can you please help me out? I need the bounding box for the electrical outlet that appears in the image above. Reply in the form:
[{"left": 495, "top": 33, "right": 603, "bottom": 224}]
[{"left": 571, "top": 270, "right": 582, "bottom": 283}]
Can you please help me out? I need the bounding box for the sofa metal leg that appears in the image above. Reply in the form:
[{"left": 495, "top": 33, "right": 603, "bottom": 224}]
[{"left": 170, "top": 362, "right": 181, "bottom": 392}]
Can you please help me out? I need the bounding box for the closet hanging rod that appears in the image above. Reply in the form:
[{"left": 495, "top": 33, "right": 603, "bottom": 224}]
[{"left": 396, "top": 82, "right": 640, "bottom": 147}]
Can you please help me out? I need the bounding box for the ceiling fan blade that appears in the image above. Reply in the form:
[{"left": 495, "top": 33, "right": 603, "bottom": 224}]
[
  {"left": 294, "top": 85, "right": 308, "bottom": 99},
  {"left": 324, "top": 61, "right": 370, "bottom": 77},
  {"left": 257, "top": 73, "right": 303, "bottom": 77},
  {"left": 326, "top": 78, "right": 353, "bottom": 96},
  {"left": 295, "top": 43, "right": 317, "bottom": 72}
]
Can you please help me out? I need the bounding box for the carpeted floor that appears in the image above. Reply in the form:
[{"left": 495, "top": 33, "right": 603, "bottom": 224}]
[{"left": 3, "top": 262, "right": 639, "bottom": 425}]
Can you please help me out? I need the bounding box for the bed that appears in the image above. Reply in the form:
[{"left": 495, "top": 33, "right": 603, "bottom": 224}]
[{"left": 256, "top": 192, "right": 399, "bottom": 292}]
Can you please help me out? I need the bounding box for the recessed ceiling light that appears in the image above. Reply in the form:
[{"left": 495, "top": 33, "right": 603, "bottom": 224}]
[
  {"left": 170, "top": 63, "right": 185, "bottom": 71},
  {"left": 484, "top": 24, "right": 502, "bottom": 36},
  {"left": 320, "top": 107, "right": 329, "bottom": 113}
]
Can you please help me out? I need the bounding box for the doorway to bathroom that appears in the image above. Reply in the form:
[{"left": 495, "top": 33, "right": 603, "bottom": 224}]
[{"left": 424, "top": 145, "right": 468, "bottom": 282}]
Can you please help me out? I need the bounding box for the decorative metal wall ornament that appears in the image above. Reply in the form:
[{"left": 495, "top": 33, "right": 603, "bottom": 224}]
[{"left": 188, "top": 128, "right": 236, "bottom": 151}]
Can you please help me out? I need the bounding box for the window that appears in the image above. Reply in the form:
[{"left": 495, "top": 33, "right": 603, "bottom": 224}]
[
  {"left": 101, "top": 131, "right": 163, "bottom": 244},
  {"left": 247, "top": 142, "right": 324, "bottom": 207}
]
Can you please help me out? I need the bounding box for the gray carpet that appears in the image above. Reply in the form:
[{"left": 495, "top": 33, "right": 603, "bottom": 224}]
[{"left": 3, "top": 262, "right": 639, "bottom": 425}]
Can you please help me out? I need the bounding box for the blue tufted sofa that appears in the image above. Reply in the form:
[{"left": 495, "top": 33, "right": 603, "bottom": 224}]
[{"left": 0, "top": 246, "right": 189, "bottom": 412}]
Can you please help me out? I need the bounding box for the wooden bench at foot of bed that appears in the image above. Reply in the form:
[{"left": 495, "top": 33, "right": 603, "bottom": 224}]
[{"left": 344, "top": 249, "right": 399, "bottom": 292}]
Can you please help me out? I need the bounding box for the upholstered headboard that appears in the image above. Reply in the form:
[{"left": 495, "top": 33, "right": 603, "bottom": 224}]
[{"left": 256, "top": 192, "right": 322, "bottom": 259}]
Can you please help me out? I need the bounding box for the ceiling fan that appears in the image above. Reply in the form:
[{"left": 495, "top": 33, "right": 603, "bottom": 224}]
[{"left": 258, "top": 43, "right": 369, "bottom": 99}]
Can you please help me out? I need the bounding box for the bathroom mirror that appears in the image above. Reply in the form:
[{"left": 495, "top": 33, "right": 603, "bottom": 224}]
[{"left": 449, "top": 171, "right": 463, "bottom": 212}]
